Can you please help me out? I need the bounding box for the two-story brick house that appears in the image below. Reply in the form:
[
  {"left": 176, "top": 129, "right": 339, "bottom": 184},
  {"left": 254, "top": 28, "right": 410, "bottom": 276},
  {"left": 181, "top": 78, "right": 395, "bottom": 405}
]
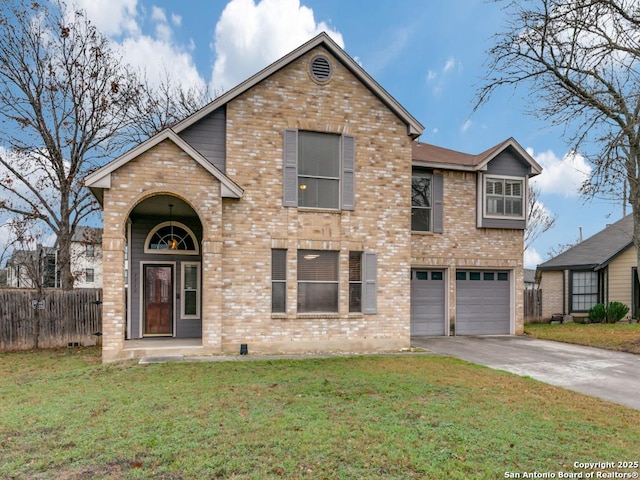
[{"left": 86, "top": 33, "right": 540, "bottom": 362}]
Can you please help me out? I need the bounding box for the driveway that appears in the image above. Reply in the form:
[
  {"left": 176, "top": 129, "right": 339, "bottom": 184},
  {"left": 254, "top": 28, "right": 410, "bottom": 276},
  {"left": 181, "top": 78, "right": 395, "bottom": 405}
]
[{"left": 411, "top": 336, "right": 640, "bottom": 410}]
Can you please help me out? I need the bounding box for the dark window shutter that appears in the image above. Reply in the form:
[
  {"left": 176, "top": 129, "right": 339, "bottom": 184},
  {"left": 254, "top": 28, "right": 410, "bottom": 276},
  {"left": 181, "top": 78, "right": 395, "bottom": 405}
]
[
  {"left": 433, "top": 173, "right": 444, "bottom": 233},
  {"left": 283, "top": 129, "right": 298, "bottom": 207},
  {"left": 362, "top": 252, "right": 377, "bottom": 314},
  {"left": 342, "top": 135, "right": 355, "bottom": 210}
]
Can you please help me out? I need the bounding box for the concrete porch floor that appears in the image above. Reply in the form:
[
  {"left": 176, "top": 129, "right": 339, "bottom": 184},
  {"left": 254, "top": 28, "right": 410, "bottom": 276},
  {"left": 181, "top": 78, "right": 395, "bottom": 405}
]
[{"left": 122, "top": 338, "right": 205, "bottom": 359}]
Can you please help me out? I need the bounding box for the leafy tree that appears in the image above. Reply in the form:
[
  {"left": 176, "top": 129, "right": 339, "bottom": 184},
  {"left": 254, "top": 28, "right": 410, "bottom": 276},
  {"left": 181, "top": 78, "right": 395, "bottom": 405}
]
[
  {"left": 0, "top": 0, "right": 142, "bottom": 289},
  {"left": 477, "top": 0, "right": 640, "bottom": 275}
]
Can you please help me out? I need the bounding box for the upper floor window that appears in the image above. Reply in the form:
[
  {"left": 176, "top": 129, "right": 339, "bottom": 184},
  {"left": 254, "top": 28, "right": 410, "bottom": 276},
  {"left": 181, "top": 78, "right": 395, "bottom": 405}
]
[
  {"left": 283, "top": 129, "right": 355, "bottom": 211},
  {"left": 412, "top": 171, "right": 432, "bottom": 231},
  {"left": 298, "top": 131, "right": 341, "bottom": 209},
  {"left": 86, "top": 244, "right": 95, "bottom": 257},
  {"left": 144, "top": 222, "right": 199, "bottom": 255},
  {"left": 485, "top": 176, "right": 524, "bottom": 219}
]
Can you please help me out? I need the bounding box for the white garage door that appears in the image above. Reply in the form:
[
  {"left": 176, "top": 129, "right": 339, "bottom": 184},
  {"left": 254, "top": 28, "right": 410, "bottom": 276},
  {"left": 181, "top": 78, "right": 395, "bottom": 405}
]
[
  {"left": 410, "top": 270, "right": 446, "bottom": 336},
  {"left": 456, "top": 270, "right": 510, "bottom": 335}
]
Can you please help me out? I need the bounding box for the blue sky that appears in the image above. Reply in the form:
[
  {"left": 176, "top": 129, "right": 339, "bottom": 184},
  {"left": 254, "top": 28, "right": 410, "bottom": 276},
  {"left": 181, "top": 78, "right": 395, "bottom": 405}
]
[{"left": 73, "top": 0, "right": 628, "bottom": 268}]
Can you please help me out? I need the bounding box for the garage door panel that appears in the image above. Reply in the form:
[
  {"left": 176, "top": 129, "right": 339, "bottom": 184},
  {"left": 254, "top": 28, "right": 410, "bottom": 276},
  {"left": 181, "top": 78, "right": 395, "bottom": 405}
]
[
  {"left": 456, "top": 272, "right": 510, "bottom": 335},
  {"left": 411, "top": 270, "right": 445, "bottom": 336}
]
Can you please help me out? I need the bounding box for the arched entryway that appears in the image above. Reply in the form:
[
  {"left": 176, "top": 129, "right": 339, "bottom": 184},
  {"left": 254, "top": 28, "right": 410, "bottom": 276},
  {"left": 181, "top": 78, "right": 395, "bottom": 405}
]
[{"left": 126, "top": 194, "right": 203, "bottom": 341}]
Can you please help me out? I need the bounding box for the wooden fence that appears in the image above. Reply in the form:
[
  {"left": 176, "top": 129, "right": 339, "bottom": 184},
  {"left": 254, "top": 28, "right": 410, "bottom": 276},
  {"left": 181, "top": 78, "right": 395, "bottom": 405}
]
[
  {"left": 524, "top": 288, "right": 543, "bottom": 323},
  {"left": 0, "top": 288, "right": 102, "bottom": 350}
]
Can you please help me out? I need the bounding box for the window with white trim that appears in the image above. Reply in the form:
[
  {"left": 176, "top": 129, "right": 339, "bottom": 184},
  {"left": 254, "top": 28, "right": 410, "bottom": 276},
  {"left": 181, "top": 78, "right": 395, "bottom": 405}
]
[
  {"left": 85, "top": 268, "right": 95, "bottom": 283},
  {"left": 145, "top": 222, "right": 199, "bottom": 255},
  {"left": 182, "top": 262, "right": 200, "bottom": 317},
  {"left": 485, "top": 176, "right": 524, "bottom": 218},
  {"left": 297, "top": 250, "right": 338, "bottom": 313}
]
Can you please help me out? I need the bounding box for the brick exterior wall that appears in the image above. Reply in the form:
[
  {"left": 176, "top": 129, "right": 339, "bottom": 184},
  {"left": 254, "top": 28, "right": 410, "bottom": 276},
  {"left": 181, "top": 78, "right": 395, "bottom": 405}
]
[
  {"left": 539, "top": 270, "right": 564, "bottom": 320},
  {"left": 411, "top": 170, "right": 525, "bottom": 334},
  {"left": 99, "top": 44, "right": 528, "bottom": 361},
  {"left": 220, "top": 47, "right": 412, "bottom": 354}
]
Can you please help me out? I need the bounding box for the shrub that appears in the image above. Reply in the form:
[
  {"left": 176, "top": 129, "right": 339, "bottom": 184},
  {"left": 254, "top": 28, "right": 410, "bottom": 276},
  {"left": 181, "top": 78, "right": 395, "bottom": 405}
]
[
  {"left": 589, "top": 303, "right": 606, "bottom": 323},
  {"left": 606, "top": 301, "right": 629, "bottom": 323}
]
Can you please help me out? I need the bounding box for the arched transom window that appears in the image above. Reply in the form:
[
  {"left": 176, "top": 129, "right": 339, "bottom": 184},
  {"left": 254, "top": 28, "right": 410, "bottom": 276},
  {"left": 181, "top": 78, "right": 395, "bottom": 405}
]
[{"left": 144, "top": 222, "right": 199, "bottom": 255}]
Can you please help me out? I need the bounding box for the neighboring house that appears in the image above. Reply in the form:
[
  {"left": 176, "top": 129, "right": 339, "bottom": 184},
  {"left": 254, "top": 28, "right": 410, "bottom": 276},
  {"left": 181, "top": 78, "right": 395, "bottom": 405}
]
[
  {"left": 68, "top": 226, "right": 103, "bottom": 288},
  {"left": 3, "top": 226, "right": 103, "bottom": 289},
  {"left": 4, "top": 247, "right": 57, "bottom": 288},
  {"left": 524, "top": 269, "right": 537, "bottom": 290},
  {"left": 537, "top": 215, "right": 636, "bottom": 321},
  {"left": 85, "top": 33, "right": 541, "bottom": 362}
]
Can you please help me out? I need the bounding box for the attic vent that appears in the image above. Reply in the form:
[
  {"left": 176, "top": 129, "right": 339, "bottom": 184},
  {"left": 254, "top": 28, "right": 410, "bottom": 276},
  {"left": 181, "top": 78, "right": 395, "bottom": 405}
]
[{"left": 310, "top": 55, "right": 332, "bottom": 83}]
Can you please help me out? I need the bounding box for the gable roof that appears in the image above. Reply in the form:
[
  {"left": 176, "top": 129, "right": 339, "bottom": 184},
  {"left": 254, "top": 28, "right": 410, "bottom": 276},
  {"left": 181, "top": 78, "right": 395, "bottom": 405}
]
[
  {"left": 172, "top": 32, "right": 424, "bottom": 138},
  {"left": 537, "top": 215, "right": 634, "bottom": 271},
  {"left": 85, "top": 129, "right": 244, "bottom": 205},
  {"left": 412, "top": 137, "right": 542, "bottom": 176}
]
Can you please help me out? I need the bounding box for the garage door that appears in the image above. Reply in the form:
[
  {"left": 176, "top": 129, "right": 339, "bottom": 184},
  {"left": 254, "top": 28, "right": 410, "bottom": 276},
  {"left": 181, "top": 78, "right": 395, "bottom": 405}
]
[
  {"left": 411, "top": 270, "right": 446, "bottom": 335},
  {"left": 456, "top": 271, "right": 510, "bottom": 335}
]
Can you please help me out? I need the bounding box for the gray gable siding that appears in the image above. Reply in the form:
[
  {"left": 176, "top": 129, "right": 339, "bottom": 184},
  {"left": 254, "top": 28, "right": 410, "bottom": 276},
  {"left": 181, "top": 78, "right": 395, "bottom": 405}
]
[
  {"left": 179, "top": 106, "right": 226, "bottom": 172},
  {"left": 480, "top": 148, "right": 528, "bottom": 230},
  {"left": 485, "top": 148, "right": 531, "bottom": 177},
  {"left": 128, "top": 216, "right": 203, "bottom": 339}
]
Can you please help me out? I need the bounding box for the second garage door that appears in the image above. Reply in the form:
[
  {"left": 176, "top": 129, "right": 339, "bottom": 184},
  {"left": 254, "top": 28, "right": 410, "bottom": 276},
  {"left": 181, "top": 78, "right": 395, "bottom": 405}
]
[{"left": 456, "top": 270, "right": 510, "bottom": 335}]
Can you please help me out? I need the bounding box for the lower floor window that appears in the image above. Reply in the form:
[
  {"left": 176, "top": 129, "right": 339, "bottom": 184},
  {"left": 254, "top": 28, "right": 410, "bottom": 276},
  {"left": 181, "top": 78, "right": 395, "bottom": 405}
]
[
  {"left": 349, "top": 252, "right": 362, "bottom": 312},
  {"left": 182, "top": 262, "right": 200, "bottom": 317},
  {"left": 85, "top": 268, "right": 94, "bottom": 283},
  {"left": 571, "top": 270, "right": 598, "bottom": 311},
  {"left": 297, "top": 250, "right": 338, "bottom": 313}
]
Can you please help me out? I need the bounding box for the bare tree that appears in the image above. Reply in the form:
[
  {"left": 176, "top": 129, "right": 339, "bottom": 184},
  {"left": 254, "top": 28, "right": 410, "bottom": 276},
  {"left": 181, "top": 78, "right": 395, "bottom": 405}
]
[
  {"left": 525, "top": 184, "right": 557, "bottom": 251},
  {"left": 476, "top": 0, "right": 640, "bottom": 275},
  {"left": 0, "top": 0, "right": 143, "bottom": 289},
  {"left": 126, "top": 70, "right": 214, "bottom": 144}
]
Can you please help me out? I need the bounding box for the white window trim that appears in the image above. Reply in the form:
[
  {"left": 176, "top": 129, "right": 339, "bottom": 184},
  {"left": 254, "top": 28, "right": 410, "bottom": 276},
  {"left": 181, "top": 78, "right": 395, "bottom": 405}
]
[
  {"left": 482, "top": 174, "right": 526, "bottom": 221},
  {"left": 144, "top": 221, "right": 199, "bottom": 255},
  {"left": 181, "top": 261, "right": 201, "bottom": 319}
]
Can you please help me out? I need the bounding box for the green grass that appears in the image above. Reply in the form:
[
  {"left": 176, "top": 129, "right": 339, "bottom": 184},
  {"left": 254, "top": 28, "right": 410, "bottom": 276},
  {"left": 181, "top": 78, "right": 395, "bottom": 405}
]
[
  {"left": 1, "top": 348, "right": 639, "bottom": 479},
  {"left": 525, "top": 322, "right": 640, "bottom": 354}
]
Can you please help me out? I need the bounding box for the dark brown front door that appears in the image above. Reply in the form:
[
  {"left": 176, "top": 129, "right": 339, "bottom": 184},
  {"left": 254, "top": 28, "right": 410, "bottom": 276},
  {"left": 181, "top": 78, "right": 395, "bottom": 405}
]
[{"left": 144, "top": 265, "right": 173, "bottom": 336}]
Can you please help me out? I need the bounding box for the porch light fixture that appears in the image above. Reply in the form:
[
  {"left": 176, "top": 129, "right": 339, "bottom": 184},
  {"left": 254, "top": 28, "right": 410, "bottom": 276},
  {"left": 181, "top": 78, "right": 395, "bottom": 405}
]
[
  {"left": 299, "top": 184, "right": 307, "bottom": 190},
  {"left": 168, "top": 204, "right": 178, "bottom": 250}
]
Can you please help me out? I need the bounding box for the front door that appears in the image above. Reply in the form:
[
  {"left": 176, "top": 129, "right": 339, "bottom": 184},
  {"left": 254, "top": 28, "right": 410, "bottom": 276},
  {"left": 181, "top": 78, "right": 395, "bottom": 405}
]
[{"left": 144, "top": 265, "right": 173, "bottom": 336}]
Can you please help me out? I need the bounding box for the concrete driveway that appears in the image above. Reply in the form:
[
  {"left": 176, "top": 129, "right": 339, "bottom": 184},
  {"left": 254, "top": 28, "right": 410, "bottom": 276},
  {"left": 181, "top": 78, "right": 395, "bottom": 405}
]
[{"left": 411, "top": 336, "right": 640, "bottom": 410}]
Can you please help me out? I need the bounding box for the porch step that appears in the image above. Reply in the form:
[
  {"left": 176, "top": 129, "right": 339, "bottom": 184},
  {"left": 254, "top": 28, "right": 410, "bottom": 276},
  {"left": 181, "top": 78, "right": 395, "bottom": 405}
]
[{"left": 139, "top": 355, "right": 185, "bottom": 364}]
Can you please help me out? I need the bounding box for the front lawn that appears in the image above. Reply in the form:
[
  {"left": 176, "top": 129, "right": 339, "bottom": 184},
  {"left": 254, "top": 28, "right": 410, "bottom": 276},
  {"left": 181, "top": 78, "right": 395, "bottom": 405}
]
[
  {"left": 525, "top": 322, "right": 640, "bottom": 354},
  {"left": 1, "top": 348, "right": 639, "bottom": 479}
]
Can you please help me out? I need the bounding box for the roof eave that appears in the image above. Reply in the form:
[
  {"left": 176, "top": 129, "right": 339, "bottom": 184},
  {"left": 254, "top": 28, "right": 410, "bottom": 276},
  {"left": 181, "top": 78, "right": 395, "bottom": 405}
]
[{"left": 173, "top": 32, "right": 424, "bottom": 139}]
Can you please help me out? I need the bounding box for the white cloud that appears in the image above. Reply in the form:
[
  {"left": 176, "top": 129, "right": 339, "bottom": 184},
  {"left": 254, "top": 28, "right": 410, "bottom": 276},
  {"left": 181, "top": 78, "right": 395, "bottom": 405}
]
[
  {"left": 211, "top": 0, "right": 344, "bottom": 90},
  {"left": 119, "top": 36, "right": 205, "bottom": 90},
  {"left": 73, "top": 0, "right": 139, "bottom": 37},
  {"left": 443, "top": 57, "right": 456, "bottom": 73},
  {"left": 460, "top": 119, "right": 472, "bottom": 133},
  {"left": 77, "top": 1, "right": 205, "bottom": 91},
  {"left": 528, "top": 148, "right": 591, "bottom": 197},
  {"left": 426, "top": 57, "right": 461, "bottom": 96},
  {"left": 524, "top": 248, "right": 543, "bottom": 269}
]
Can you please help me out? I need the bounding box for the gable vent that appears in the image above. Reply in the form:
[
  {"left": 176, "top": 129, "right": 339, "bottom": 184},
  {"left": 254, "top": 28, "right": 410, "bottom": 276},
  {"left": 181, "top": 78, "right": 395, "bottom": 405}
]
[{"left": 310, "top": 55, "right": 332, "bottom": 83}]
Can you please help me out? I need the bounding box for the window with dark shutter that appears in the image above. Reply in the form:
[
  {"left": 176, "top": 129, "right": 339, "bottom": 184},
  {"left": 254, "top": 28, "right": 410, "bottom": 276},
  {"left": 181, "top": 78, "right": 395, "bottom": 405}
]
[
  {"left": 297, "top": 250, "right": 339, "bottom": 313},
  {"left": 283, "top": 130, "right": 355, "bottom": 211}
]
